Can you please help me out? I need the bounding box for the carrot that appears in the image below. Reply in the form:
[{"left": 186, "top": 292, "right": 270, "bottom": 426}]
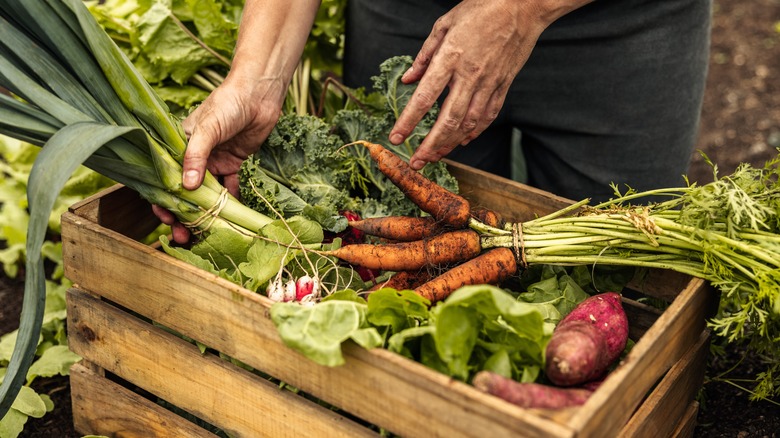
[
  {"left": 324, "top": 229, "right": 481, "bottom": 272},
  {"left": 472, "top": 371, "right": 594, "bottom": 409},
  {"left": 470, "top": 207, "right": 505, "bottom": 229},
  {"left": 348, "top": 216, "right": 442, "bottom": 242},
  {"left": 359, "top": 141, "right": 471, "bottom": 228},
  {"left": 368, "top": 269, "right": 437, "bottom": 291},
  {"left": 414, "top": 247, "right": 517, "bottom": 303}
]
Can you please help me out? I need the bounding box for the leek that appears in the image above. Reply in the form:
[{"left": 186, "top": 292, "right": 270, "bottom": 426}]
[{"left": 0, "top": 0, "right": 274, "bottom": 416}]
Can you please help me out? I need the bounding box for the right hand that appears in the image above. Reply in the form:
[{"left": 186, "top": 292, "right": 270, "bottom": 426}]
[
  {"left": 154, "top": 73, "right": 287, "bottom": 244},
  {"left": 181, "top": 73, "right": 287, "bottom": 194}
]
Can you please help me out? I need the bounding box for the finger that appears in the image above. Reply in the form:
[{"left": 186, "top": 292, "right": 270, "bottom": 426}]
[
  {"left": 421, "top": 73, "right": 482, "bottom": 149},
  {"left": 181, "top": 105, "right": 202, "bottom": 138},
  {"left": 151, "top": 204, "right": 177, "bottom": 225},
  {"left": 402, "top": 17, "right": 450, "bottom": 84},
  {"left": 465, "top": 87, "right": 507, "bottom": 145},
  {"left": 223, "top": 173, "right": 240, "bottom": 199},
  {"left": 171, "top": 222, "right": 192, "bottom": 245},
  {"left": 389, "top": 67, "right": 451, "bottom": 145},
  {"left": 182, "top": 126, "right": 218, "bottom": 190}
]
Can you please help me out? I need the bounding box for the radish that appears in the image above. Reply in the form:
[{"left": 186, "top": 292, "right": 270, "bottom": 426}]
[{"left": 295, "top": 275, "right": 321, "bottom": 302}]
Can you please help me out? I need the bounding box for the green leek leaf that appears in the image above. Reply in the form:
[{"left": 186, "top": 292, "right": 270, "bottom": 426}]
[{"left": 0, "top": 121, "right": 139, "bottom": 418}]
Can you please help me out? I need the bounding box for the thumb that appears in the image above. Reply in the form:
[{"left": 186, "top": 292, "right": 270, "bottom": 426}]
[{"left": 182, "top": 128, "right": 216, "bottom": 191}]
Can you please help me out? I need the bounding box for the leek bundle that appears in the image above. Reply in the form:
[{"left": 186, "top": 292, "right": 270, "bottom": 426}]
[{"left": 0, "top": 0, "right": 274, "bottom": 416}]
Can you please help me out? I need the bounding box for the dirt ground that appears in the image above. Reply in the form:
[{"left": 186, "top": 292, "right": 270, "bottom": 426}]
[{"left": 1, "top": 0, "right": 779, "bottom": 436}]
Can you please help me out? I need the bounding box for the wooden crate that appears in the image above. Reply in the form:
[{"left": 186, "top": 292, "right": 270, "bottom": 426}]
[{"left": 63, "top": 162, "right": 716, "bottom": 438}]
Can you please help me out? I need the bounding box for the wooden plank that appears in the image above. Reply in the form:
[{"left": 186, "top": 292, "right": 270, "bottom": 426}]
[
  {"left": 446, "top": 160, "right": 573, "bottom": 222},
  {"left": 671, "top": 402, "right": 699, "bottom": 438},
  {"left": 70, "top": 362, "right": 217, "bottom": 438},
  {"left": 619, "top": 331, "right": 710, "bottom": 437},
  {"left": 566, "top": 277, "right": 711, "bottom": 437},
  {"left": 67, "top": 288, "right": 376, "bottom": 438},
  {"left": 68, "top": 184, "right": 161, "bottom": 241},
  {"left": 62, "top": 214, "right": 573, "bottom": 438},
  {"left": 622, "top": 297, "right": 663, "bottom": 340},
  {"left": 626, "top": 268, "right": 704, "bottom": 303}
]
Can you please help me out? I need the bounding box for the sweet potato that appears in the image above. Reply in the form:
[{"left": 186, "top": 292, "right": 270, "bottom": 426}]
[
  {"left": 545, "top": 292, "right": 629, "bottom": 386},
  {"left": 473, "top": 371, "right": 594, "bottom": 409}
]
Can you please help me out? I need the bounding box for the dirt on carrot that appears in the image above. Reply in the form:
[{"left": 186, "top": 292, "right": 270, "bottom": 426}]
[
  {"left": 414, "top": 247, "right": 518, "bottom": 303},
  {"left": 358, "top": 141, "right": 471, "bottom": 228},
  {"left": 348, "top": 216, "right": 441, "bottom": 242},
  {"left": 324, "top": 229, "right": 482, "bottom": 272}
]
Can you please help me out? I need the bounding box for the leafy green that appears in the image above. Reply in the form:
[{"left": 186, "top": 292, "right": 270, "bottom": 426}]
[
  {"left": 270, "top": 298, "right": 383, "bottom": 367},
  {"left": 271, "top": 283, "right": 561, "bottom": 383},
  {"left": 239, "top": 56, "right": 461, "bottom": 231}
]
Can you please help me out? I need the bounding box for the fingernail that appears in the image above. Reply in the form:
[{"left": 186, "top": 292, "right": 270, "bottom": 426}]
[
  {"left": 184, "top": 170, "right": 199, "bottom": 188},
  {"left": 390, "top": 133, "right": 404, "bottom": 144},
  {"left": 410, "top": 159, "right": 424, "bottom": 170},
  {"left": 401, "top": 66, "right": 413, "bottom": 81}
]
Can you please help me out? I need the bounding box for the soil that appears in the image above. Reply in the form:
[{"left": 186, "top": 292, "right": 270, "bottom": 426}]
[{"left": 1, "top": 0, "right": 780, "bottom": 436}]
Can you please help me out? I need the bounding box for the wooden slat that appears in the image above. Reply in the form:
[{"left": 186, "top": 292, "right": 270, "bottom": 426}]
[
  {"left": 71, "top": 362, "right": 217, "bottom": 438},
  {"left": 67, "top": 288, "right": 375, "bottom": 438},
  {"left": 567, "top": 278, "right": 711, "bottom": 437},
  {"left": 446, "top": 160, "right": 573, "bottom": 222},
  {"left": 619, "top": 331, "right": 710, "bottom": 437},
  {"left": 67, "top": 184, "right": 161, "bottom": 241},
  {"left": 62, "top": 213, "right": 573, "bottom": 438},
  {"left": 623, "top": 298, "right": 664, "bottom": 340},
  {"left": 671, "top": 402, "right": 699, "bottom": 438}
]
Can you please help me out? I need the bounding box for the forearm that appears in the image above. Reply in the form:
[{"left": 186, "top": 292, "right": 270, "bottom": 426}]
[
  {"left": 528, "top": 0, "right": 595, "bottom": 27},
  {"left": 227, "top": 0, "right": 321, "bottom": 105}
]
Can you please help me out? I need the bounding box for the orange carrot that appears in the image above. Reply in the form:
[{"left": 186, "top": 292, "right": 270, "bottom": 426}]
[
  {"left": 473, "top": 371, "right": 594, "bottom": 409},
  {"left": 368, "top": 269, "right": 437, "bottom": 291},
  {"left": 414, "top": 247, "right": 517, "bottom": 303},
  {"left": 348, "top": 216, "right": 442, "bottom": 242},
  {"left": 470, "top": 207, "right": 505, "bottom": 229},
  {"left": 359, "top": 141, "right": 471, "bottom": 228},
  {"left": 324, "top": 229, "right": 481, "bottom": 271}
]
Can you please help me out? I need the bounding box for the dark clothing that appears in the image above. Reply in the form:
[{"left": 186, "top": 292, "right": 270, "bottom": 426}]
[{"left": 344, "top": 0, "right": 712, "bottom": 202}]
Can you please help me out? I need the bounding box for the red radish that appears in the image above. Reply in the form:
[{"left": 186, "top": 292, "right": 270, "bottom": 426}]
[
  {"left": 295, "top": 275, "right": 321, "bottom": 301},
  {"left": 339, "top": 210, "right": 365, "bottom": 244}
]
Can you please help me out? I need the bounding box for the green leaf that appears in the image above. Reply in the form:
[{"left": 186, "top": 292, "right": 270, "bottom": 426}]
[
  {"left": 433, "top": 305, "right": 479, "bottom": 380},
  {"left": 0, "top": 407, "right": 28, "bottom": 438},
  {"left": 238, "top": 238, "right": 295, "bottom": 290},
  {"left": 367, "top": 288, "right": 430, "bottom": 334},
  {"left": 26, "top": 345, "right": 81, "bottom": 383},
  {"left": 482, "top": 349, "right": 513, "bottom": 379},
  {"left": 10, "top": 386, "right": 46, "bottom": 418},
  {"left": 0, "top": 121, "right": 138, "bottom": 417},
  {"left": 270, "top": 300, "right": 380, "bottom": 367},
  {"left": 135, "top": 2, "right": 222, "bottom": 84},
  {"left": 190, "top": 227, "right": 252, "bottom": 269}
]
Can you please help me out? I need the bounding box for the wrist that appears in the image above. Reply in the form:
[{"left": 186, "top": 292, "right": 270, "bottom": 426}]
[{"left": 527, "top": 0, "right": 595, "bottom": 26}]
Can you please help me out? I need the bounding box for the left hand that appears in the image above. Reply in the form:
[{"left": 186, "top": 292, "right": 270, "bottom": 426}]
[{"left": 391, "top": 0, "right": 589, "bottom": 170}]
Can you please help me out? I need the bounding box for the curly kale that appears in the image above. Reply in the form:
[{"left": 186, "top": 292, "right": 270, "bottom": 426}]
[{"left": 239, "top": 55, "right": 459, "bottom": 227}]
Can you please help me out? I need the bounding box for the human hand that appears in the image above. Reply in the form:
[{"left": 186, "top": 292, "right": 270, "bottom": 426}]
[
  {"left": 391, "top": 0, "right": 589, "bottom": 170},
  {"left": 154, "top": 73, "right": 287, "bottom": 243}
]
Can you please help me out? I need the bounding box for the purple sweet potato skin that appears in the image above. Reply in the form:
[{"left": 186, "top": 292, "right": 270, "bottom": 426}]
[
  {"left": 473, "top": 371, "right": 594, "bottom": 409},
  {"left": 545, "top": 292, "right": 629, "bottom": 386},
  {"left": 559, "top": 292, "right": 629, "bottom": 359},
  {"left": 545, "top": 320, "right": 610, "bottom": 386}
]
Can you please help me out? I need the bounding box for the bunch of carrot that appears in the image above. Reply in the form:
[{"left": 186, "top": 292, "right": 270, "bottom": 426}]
[{"left": 322, "top": 141, "right": 520, "bottom": 304}]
